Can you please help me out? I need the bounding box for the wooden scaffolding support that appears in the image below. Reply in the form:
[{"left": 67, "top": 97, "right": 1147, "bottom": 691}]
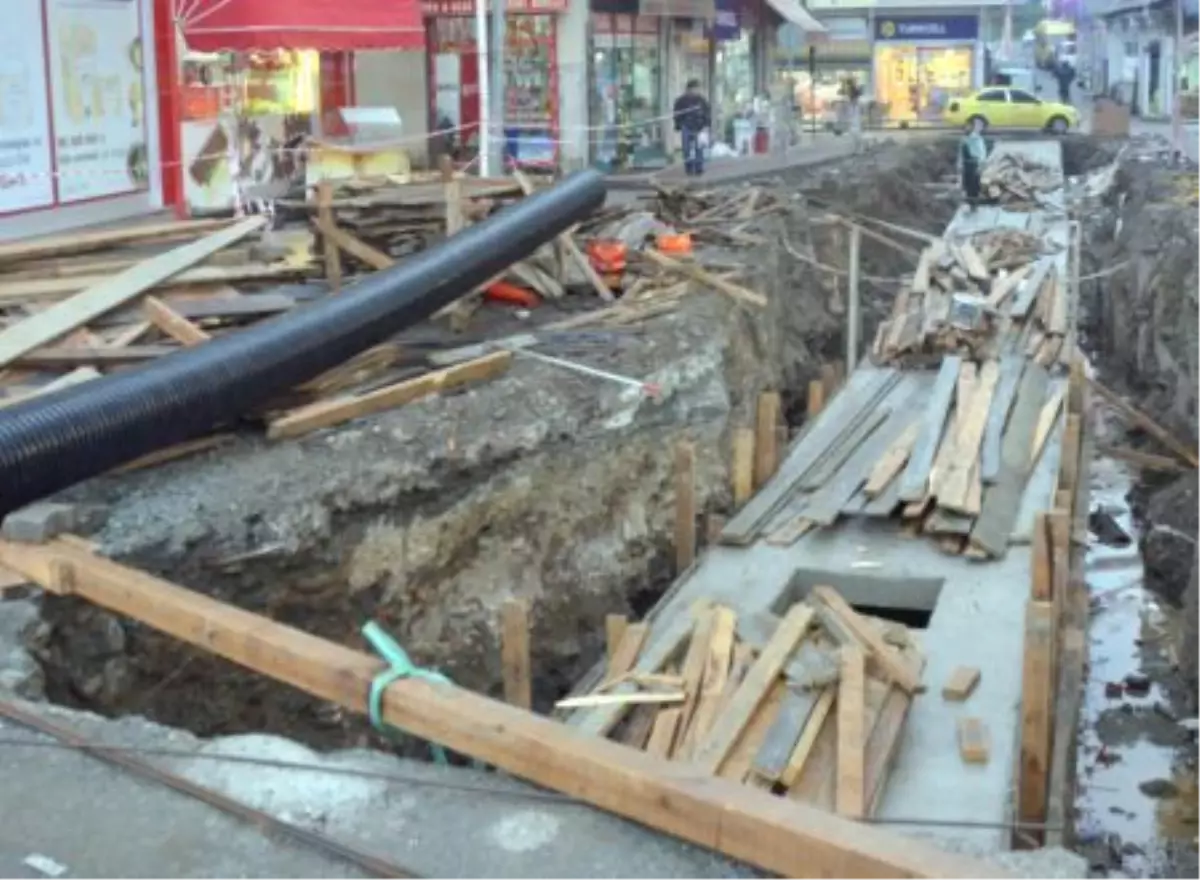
[{"left": 0, "top": 537, "right": 1005, "bottom": 880}]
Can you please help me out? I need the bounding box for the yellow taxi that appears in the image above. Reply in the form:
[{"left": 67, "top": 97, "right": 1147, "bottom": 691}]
[{"left": 944, "top": 87, "right": 1079, "bottom": 133}]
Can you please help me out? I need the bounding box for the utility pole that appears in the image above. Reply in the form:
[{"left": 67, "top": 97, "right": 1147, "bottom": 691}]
[
  {"left": 491, "top": 0, "right": 507, "bottom": 177},
  {"left": 1173, "top": 0, "right": 1184, "bottom": 163},
  {"left": 846, "top": 224, "right": 861, "bottom": 372},
  {"left": 475, "top": 0, "right": 491, "bottom": 177}
]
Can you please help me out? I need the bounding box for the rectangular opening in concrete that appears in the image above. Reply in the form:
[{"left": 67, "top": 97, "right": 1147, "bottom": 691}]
[{"left": 772, "top": 567, "right": 945, "bottom": 629}]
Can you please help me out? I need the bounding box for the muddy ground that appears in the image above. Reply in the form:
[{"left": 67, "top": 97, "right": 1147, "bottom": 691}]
[
  {"left": 1076, "top": 138, "right": 1199, "bottom": 878},
  {"left": 10, "top": 138, "right": 957, "bottom": 752}
]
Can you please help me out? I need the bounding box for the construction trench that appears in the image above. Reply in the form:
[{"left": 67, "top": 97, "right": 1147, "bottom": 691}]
[{"left": 0, "top": 135, "right": 1194, "bottom": 878}]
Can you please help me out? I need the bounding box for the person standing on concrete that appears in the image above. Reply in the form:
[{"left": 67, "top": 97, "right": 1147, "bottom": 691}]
[
  {"left": 673, "top": 79, "right": 711, "bottom": 177},
  {"left": 1055, "top": 60, "right": 1075, "bottom": 105},
  {"left": 843, "top": 75, "right": 864, "bottom": 153},
  {"left": 958, "top": 117, "right": 989, "bottom": 211}
]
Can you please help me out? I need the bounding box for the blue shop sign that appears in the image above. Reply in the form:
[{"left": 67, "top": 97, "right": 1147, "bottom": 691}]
[
  {"left": 875, "top": 16, "right": 979, "bottom": 42},
  {"left": 711, "top": 0, "right": 740, "bottom": 42}
]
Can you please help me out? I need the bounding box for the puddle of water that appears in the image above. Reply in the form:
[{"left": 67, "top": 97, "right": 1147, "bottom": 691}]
[{"left": 1074, "top": 450, "right": 1198, "bottom": 876}]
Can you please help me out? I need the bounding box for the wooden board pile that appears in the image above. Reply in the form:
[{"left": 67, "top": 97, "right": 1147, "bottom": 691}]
[
  {"left": 717, "top": 358, "right": 1068, "bottom": 558},
  {"left": 560, "top": 587, "right": 924, "bottom": 815},
  {"left": 980, "top": 152, "right": 1061, "bottom": 210},
  {"left": 647, "top": 182, "right": 788, "bottom": 248},
  {"left": 872, "top": 230, "right": 1070, "bottom": 369}
]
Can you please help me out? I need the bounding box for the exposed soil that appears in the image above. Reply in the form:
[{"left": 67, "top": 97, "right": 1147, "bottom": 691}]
[{"left": 16, "top": 139, "right": 961, "bottom": 753}]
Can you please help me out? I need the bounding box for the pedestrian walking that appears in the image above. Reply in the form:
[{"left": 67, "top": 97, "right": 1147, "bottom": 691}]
[
  {"left": 673, "top": 78, "right": 711, "bottom": 177},
  {"left": 1055, "top": 60, "right": 1075, "bottom": 105}
]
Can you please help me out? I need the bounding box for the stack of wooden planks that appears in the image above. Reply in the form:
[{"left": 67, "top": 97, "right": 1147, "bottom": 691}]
[
  {"left": 980, "top": 152, "right": 1061, "bottom": 210},
  {"left": 872, "top": 233, "right": 1070, "bottom": 370},
  {"left": 561, "top": 587, "right": 924, "bottom": 817},
  {"left": 718, "top": 354, "right": 1068, "bottom": 559}
]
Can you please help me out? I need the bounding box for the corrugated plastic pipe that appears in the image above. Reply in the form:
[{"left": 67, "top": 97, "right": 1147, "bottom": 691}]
[{"left": 0, "top": 170, "right": 607, "bottom": 517}]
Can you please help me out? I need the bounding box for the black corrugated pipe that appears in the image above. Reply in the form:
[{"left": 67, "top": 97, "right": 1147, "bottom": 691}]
[{"left": 0, "top": 170, "right": 607, "bottom": 517}]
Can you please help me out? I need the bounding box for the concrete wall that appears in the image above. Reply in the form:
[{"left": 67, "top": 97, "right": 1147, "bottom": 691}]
[{"left": 353, "top": 50, "right": 431, "bottom": 168}]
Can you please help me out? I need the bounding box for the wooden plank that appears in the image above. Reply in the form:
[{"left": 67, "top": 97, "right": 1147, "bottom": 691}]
[
  {"left": 675, "top": 440, "right": 697, "bottom": 572},
  {"left": 942, "top": 666, "right": 981, "bottom": 701},
  {"left": 1030, "top": 385, "right": 1066, "bottom": 468},
  {"left": 911, "top": 247, "right": 934, "bottom": 294},
  {"left": 981, "top": 355, "right": 1024, "bottom": 484},
  {"left": 751, "top": 686, "right": 819, "bottom": 784},
  {"left": 605, "top": 614, "right": 629, "bottom": 668},
  {"left": 672, "top": 609, "right": 717, "bottom": 756},
  {"left": 984, "top": 263, "right": 1032, "bottom": 309},
  {"left": 765, "top": 513, "right": 816, "bottom": 547},
  {"left": 836, "top": 645, "right": 866, "bottom": 818},
  {"left": 268, "top": 352, "right": 512, "bottom": 440},
  {"left": 970, "top": 363, "right": 1050, "bottom": 557},
  {"left": 678, "top": 607, "right": 736, "bottom": 758},
  {"left": 1017, "top": 600, "right": 1055, "bottom": 846},
  {"left": 0, "top": 218, "right": 232, "bottom": 267},
  {"left": 897, "top": 357, "right": 961, "bottom": 503},
  {"left": 605, "top": 623, "right": 649, "bottom": 684},
  {"left": 1030, "top": 513, "right": 1053, "bottom": 601},
  {"left": 719, "top": 369, "right": 900, "bottom": 544},
  {"left": 779, "top": 686, "right": 836, "bottom": 788},
  {"left": 317, "top": 182, "right": 344, "bottom": 292},
  {"left": 807, "top": 378, "right": 826, "bottom": 418},
  {"left": 142, "top": 295, "right": 211, "bottom": 347},
  {"left": 1009, "top": 260, "right": 1053, "bottom": 319},
  {"left": 809, "top": 587, "right": 922, "bottom": 695},
  {"left": 800, "top": 407, "right": 890, "bottom": 492},
  {"left": 320, "top": 219, "right": 396, "bottom": 271},
  {"left": 0, "top": 217, "right": 264, "bottom": 370},
  {"left": 957, "top": 717, "right": 990, "bottom": 764},
  {"left": 731, "top": 427, "right": 755, "bottom": 507},
  {"left": 645, "top": 707, "right": 683, "bottom": 758},
  {"left": 956, "top": 241, "right": 990, "bottom": 281},
  {"left": 692, "top": 605, "right": 814, "bottom": 775},
  {"left": 863, "top": 421, "right": 919, "bottom": 497},
  {"left": 937, "top": 361, "right": 1000, "bottom": 513},
  {"left": 0, "top": 262, "right": 307, "bottom": 302},
  {"left": 500, "top": 599, "right": 532, "bottom": 710},
  {"left": 1098, "top": 444, "right": 1190, "bottom": 472},
  {"left": 718, "top": 679, "right": 788, "bottom": 784},
  {"left": 754, "top": 391, "right": 782, "bottom": 488},
  {"left": 642, "top": 249, "right": 766, "bottom": 308},
  {"left": 1058, "top": 414, "right": 1082, "bottom": 498},
  {"left": 1045, "top": 271, "right": 1068, "bottom": 335}
]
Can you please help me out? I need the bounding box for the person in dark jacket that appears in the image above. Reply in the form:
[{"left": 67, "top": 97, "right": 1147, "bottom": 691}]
[
  {"left": 1055, "top": 61, "right": 1075, "bottom": 105},
  {"left": 673, "top": 78, "right": 711, "bottom": 176}
]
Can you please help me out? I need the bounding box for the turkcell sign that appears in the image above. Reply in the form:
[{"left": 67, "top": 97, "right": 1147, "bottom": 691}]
[{"left": 874, "top": 16, "right": 979, "bottom": 42}]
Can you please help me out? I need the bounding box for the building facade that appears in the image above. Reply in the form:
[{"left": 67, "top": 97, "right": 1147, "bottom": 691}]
[{"left": 1090, "top": 0, "right": 1199, "bottom": 117}]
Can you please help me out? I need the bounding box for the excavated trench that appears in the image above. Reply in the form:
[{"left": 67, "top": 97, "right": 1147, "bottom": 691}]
[{"left": 4, "top": 140, "right": 965, "bottom": 756}]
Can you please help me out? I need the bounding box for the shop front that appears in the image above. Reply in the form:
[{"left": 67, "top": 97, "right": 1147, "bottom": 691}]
[
  {"left": 159, "top": 0, "right": 424, "bottom": 214},
  {"left": 776, "top": 15, "right": 871, "bottom": 126},
  {"left": 872, "top": 13, "right": 980, "bottom": 124},
  {"left": 425, "top": 0, "right": 567, "bottom": 169},
  {"left": 0, "top": 0, "right": 160, "bottom": 239},
  {"left": 591, "top": 9, "right": 667, "bottom": 168}
]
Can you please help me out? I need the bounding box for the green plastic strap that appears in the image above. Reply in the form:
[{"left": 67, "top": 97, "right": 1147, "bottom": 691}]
[{"left": 362, "top": 620, "right": 451, "bottom": 765}]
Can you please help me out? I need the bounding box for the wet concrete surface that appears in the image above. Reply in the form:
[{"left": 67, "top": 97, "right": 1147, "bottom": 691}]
[{"left": 1074, "top": 434, "right": 1199, "bottom": 878}]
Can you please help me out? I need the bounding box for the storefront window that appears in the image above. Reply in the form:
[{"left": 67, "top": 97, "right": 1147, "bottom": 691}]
[
  {"left": 182, "top": 50, "right": 320, "bottom": 122},
  {"left": 875, "top": 45, "right": 973, "bottom": 123},
  {"left": 591, "top": 13, "right": 663, "bottom": 168}
]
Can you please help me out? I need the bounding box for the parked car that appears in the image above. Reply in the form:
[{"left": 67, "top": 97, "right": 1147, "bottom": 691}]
[{"left": 944, "top": 87, "right": 1079, "bottom": 133}]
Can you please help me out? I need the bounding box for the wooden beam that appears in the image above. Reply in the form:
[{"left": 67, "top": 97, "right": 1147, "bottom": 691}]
[
  {"left": 1030, "top": 513, "right": 1052, "bottom": 602},
  {"left": 319, "top": 219, "right": 396, "bottom": 272},
  {"left": 317, "top": 182, "right": 343, "bottom": 292},
  {"left": 500, "top": 599, "right": 532, "bottom": 710},
  {"left": 675, "top": 440, "right": 697, "bottom": 572},
  {"left": 0, "top": 218, "right": 233, "bottom": 267},
  {"left": 941, "top": 666, "right": 981, "bottom": 702},
  {"left": 897, "top": 356, "right": 961, "bottom": 503},
  {"left": 677, "top": 606, "right": 736, "bottom": 758},
  {"left": 731, "top": 427, "right": 755, "bottom": 507},
  {"left": 0, "top": 539, "right": 1001, "bottom": 879},
  {"left": 1016, "top": 600, "right": 1055, "bottom": 847},
  {"left": 693, "top": 605, "right": 813, "bottom": 775},
  {"left": 779, "top": 686, "right": 835, "bottom": 788},
  {"left": 142, "top": 296, "right": 211, "bottom": 347},
  {"left": 807, "top": 379, "right": 826, "bottom": 419},
  {"left": 837, "top": 645, "right": 866, "bottom": 818},
  {"left": 604, "top": 623, "right": 648, "bottom": 685},
  {"left": 809, "top": 587, "right": 922, "bottom": 695},
  {"left": 642, "top": 249, "right": 767, "bottom": 308},
  {"left": 605, "top": 614, "right": 629, "bottom": 668},
  {"left": 267, "top": 352, "right": 512, "bottom": 440},
  {"left": 957, "top": 717, "right": 990, "bottom": 764},
  {"left": 754, "top": 391, "right": 782, "bottom": 488},
  {"left": 646, "top": 707, "right": 683, "bottom": 758},
  {"left": 0, "top": 217, "right": 264, "bottom": 370}
]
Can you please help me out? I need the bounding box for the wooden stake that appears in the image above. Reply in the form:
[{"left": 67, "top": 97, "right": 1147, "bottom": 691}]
[
  {"left": 317, "top": 181, "right": 342, "bottom": 292},
  {"left": 0, "top": 538, "right": 1002, "bottom": 879},
  {"left": 605, "top": 614, "right": 629, "bottom": 668},
  {"left": 754, "top": 391, "right": 782, "bottom": 488},
  {"left": 1030, "top": 513, "right": 1052, "bottom": 601},
  {"left": 806, "top": 378, "right": 826, "bottom": 419},
  {"left": 731, "top": 428, "right": 755, "bottom": 506},
  {"left": 675, "top": 440, "right": 696, "bottom": 572},
  {"left": 846, "top": 224, "right": 862, "bottom": 371},
  {"left": 142, "top": 296, "right": 210, "bottom": 347},
  {"left": 1016, "top": 600, "right": 1054, "bottom": 848},
  {"left": 500, "top": 599, "right": 532, "bottom": 710}
]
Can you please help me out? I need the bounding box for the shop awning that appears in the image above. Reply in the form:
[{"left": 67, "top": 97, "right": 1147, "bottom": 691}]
[
  {"left": 764, "top": 0, "right": 827, "bottom": 34},
  {"left": 178, "top": 0, "right": 425, "bottom": 53}
]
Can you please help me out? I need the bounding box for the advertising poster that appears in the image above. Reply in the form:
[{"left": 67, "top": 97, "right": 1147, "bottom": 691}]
[
  {"left": 46, "top": 0, "right": 148, "bottom": 203},
  {"left": 0, "top": 0, "right": 56, "bottom": 214}
]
